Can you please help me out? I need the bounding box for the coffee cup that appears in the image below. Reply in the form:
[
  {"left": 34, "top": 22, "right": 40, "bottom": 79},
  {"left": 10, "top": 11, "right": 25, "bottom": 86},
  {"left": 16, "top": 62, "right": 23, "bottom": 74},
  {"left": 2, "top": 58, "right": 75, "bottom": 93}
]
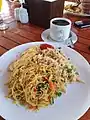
[{"left": 50, "top": 18, "right": 71, "bottom": 41}]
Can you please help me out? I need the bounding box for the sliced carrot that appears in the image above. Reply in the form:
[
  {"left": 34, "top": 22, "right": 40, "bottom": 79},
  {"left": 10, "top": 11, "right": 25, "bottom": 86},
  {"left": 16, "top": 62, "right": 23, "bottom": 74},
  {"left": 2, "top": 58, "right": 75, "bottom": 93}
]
[
  {"left": 49, "top": 81, "right": 56, "bottom": 91},
  {"left": 29, "top": 105, "right": 37, "bottom": 110}
]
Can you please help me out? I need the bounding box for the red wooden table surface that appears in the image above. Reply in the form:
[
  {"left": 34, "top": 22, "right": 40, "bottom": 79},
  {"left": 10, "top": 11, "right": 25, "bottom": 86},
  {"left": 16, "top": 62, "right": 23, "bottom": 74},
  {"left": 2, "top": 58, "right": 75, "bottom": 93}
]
[{"left": 0, "top": 0, "right": 90, "bottom": 120}]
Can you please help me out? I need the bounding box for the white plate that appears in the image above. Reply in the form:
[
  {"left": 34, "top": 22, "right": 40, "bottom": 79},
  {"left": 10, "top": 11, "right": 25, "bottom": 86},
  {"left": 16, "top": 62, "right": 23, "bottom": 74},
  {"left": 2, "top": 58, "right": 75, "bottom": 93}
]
[
  {"left": 64, "top": 1, "right": 90, "bottom": 17},
  {"left": 41, "top": 29, "right": 77, "bottom": 46},
  {"left": 0, "top": 42, "right": 90, "bottom": 120}
]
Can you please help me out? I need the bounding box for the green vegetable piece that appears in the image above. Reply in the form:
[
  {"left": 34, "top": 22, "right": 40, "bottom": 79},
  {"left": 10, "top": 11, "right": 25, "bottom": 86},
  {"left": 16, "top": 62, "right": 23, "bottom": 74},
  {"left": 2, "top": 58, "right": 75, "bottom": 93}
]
[
  {"left": 56, "top": 92, "right": 62, "bottom": 97},
  {"left": 67, "top": 69, "right": 72, "bottom": 73},
  {"left": 52, "top": 79, "right": 55, "bottom": 82},
  {"left": 75, "top": 72, "right": 79, "bottom": 75},
  {"left": 44, "top": 83, "right": 49, "bottom": 89},
  {"left": 50, "top": 97, "right": 54, "bottom": 105}
]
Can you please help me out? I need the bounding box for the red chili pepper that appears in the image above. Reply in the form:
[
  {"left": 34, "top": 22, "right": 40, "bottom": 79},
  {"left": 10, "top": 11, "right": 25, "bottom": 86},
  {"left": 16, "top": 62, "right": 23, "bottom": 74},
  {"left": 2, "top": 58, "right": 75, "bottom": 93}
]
[
  {"left": 29, "top": 105, "right": 37, "bottom": 110},
  {"left": 34, "top": 88, "right": 37, "bottom": 92},
  {"left": 48, "top": 96, "right": 51, "bottom": 101},
  {"left": 40, "top": 44, "right": 54, "bottom": 50},
  {"left": 43, "top": 76, "right": 48, "bottom": 81}
]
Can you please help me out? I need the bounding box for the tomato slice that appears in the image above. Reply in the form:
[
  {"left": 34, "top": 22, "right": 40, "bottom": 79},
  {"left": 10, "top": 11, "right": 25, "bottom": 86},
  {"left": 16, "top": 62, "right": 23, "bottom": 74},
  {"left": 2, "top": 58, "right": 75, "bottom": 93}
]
[{"left": 40, "top": 44, "right": 54, "bottom": 50}]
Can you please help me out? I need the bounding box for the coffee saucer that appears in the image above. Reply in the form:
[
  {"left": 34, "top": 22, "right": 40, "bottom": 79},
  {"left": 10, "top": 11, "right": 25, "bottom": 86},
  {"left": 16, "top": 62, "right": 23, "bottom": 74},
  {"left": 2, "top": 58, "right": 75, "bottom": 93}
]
[{"left": 41, "top": 29, "right": 77, "bottom": 46}]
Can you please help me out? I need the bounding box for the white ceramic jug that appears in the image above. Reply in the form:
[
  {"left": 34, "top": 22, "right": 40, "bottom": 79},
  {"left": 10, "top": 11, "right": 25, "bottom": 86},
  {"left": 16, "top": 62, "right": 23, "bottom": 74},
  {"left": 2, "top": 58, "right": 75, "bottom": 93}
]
[
  {"left": 19, "top": 7, "right": 29, "bottom": 24},
  {"left": 14, "top": 8, "right": 20, "bottom": 21}
]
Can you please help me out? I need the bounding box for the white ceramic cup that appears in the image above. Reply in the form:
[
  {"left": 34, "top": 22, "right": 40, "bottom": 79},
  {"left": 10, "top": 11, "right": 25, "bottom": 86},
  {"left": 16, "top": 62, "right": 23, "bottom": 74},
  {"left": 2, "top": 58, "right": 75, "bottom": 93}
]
[{"left": 50, "top": 18, "right": 71, "bottom": 41}]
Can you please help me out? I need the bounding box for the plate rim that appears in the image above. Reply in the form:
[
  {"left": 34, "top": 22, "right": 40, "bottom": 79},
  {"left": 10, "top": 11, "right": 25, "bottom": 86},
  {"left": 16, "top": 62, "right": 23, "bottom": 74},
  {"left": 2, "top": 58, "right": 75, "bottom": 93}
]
[{"left": 0, "top": 42, "right": 90, "bottom": 120}]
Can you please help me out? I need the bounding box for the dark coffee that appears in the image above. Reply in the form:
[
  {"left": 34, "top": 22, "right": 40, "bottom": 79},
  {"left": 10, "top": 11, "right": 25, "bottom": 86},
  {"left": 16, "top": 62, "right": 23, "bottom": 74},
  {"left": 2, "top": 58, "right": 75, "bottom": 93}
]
[{"left": 52, "top": 19, "right": 69, "bottom": 26}]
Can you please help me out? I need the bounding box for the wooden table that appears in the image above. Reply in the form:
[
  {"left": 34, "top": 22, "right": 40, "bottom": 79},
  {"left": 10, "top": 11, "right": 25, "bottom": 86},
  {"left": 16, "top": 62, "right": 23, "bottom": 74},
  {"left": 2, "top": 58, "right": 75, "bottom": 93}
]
[{"left": 0, "top": 0, "right": 90, "bottom": 120}]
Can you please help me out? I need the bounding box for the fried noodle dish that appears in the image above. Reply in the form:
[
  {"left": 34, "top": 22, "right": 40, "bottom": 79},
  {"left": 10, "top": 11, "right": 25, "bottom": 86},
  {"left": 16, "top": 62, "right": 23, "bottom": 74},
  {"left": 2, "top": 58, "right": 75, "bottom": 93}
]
[
  {"left": 65, "top": 4, "right": 82, "bottom": 13},
  {"left": 6, "top": 44, "right": 81, "bottom": 111}
]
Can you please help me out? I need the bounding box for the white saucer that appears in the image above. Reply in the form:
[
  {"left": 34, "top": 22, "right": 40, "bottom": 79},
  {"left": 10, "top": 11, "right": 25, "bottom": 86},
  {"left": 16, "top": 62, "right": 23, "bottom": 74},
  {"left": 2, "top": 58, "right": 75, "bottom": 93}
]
[{"left": 41, "top": 29, "right": 77, "bottom": 46}]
